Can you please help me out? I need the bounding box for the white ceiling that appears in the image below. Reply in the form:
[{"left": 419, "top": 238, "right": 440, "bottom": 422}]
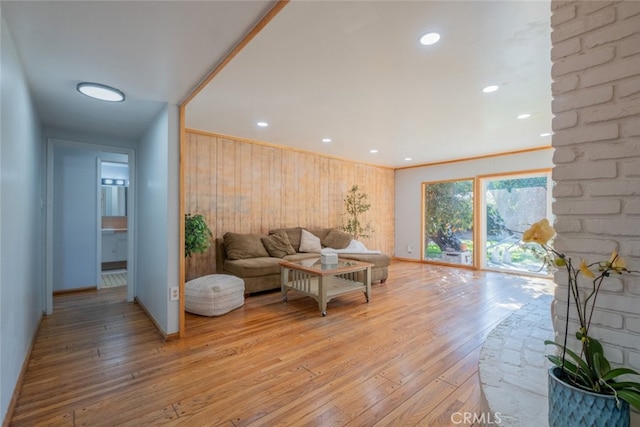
[
  {"left": 3, "top": 0, "right": 552, "bottom": 167},
  {"left": 1, "top": 0, "right": 276, "bottom": 140}
]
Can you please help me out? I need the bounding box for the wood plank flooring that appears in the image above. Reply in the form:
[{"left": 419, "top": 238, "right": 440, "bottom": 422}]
[{"left": 9, "top": 261, "right": 553, "bottom": 426}]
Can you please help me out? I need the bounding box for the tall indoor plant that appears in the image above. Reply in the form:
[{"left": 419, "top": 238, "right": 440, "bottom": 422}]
[
  {"left": 522, "top": 219, "right": 640, "bottom": 426},
  {"left": 341, "top": 184, "right": 373, "bottom": 240}
]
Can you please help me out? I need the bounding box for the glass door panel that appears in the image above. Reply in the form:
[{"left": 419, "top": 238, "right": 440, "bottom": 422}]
[
  {"left": 482, "top": 173, "right": 551, "bottom": 274},
  {"left": 423, "top": 179, "right": 474, "bottom": 265}
]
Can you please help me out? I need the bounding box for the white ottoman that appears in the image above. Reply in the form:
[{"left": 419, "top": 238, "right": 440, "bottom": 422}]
[{"left": 185, "top": 274, "right": 245, "bottom": 316}]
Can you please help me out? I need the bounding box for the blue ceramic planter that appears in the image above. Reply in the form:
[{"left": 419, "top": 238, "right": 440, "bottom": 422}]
[{"left": 548, "top": 366, "right": 630, "bottom": 427}]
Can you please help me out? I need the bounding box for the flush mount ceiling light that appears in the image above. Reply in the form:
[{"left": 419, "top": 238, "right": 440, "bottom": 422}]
[
  {"left": 322, "top": 138, "right": 332, "bottom": 143},
  {"left": 540, "top": 132, "right": 552, "bottom": 137},
  {"left": 482, "top": 85, "right": 499, "bottom": 93},
  {"left": 419, "top": 32, "right": 441, "bottom": 46},
  {"left": 77, "top": 82, "right": 125, "bottom": 102},
  {"left": 257, "top": 121, "right": 269, "bottom": 127},
  {"left": 370, "top": 149, "right": 379, "bottom": 154},
  {"left": 405, "top": 157, "right": 413, "bottom": 161},
  {"left": 517, "top": 113, "right": 531, "bottom": 119}
]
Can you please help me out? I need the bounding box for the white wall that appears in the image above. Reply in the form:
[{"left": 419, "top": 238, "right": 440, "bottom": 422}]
[
  {"left": 44, "top": 127, "right": 138, "bottom": 150},
  {"left": 51, "top": 144, "right": 129, "bottom": 291},
  {"left": 52, "top": 145, "right": 98, "bottom": 290},
  {"left": 394, "top": 149, "right": 553, "bottom": 260},
  {"left": 136, "top": 104, "right": 180, "bottom": 335},
  {"left": 0, "top": 11, "right": 44, "bottom": 423}
]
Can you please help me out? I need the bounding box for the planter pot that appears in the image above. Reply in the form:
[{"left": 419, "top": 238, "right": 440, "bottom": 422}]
[{"left": 548, "top": 366, "right": 630, "bottom": 427}]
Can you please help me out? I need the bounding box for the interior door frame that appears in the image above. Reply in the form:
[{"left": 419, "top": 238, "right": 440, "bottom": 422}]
[{"left": 45, "top": 138, "right": 136, "bottom": 314}]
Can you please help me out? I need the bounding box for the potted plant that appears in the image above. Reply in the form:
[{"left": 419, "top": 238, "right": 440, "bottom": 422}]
[
  {"left": 184, "top": 213, "right": 212, "bottom": 258},
  {"left": 341, "top": 185, "right": 374, "bottom": 240},
  {"left": 522, "top": 219, "right": 640, "bottom": 426}
]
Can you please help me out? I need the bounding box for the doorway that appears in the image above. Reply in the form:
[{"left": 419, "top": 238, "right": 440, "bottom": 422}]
[
  {"left": 99, "top": 160, "right": 129, "bottom": 290},
  {"left": 46, "top": 138, "right": 135, "bottom": 315}
]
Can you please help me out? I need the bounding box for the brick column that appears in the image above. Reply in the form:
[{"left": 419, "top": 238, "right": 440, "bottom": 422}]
[{"left": 551, "top": 0, "right": 640, "bottom": 369}]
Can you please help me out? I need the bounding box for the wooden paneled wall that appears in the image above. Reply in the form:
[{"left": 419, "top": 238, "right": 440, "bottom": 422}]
[{"left": 184, "top": 130, "right": 395, "bottom": 280}]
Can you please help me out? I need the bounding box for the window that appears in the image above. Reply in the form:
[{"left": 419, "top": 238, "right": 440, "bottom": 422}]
[
  {"left": 479, "top": 172, "right": 552, "bottom": 274},
  {"left": 421, "top": 170, "right": 552, "bottom": 273},
  {"left": 423, "top": 179, "right": 474, "bottom": 265}
]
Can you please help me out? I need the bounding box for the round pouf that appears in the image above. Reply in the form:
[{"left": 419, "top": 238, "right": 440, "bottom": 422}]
[{"left": 185, "top": 274, "right": 245, "bottom": 316}]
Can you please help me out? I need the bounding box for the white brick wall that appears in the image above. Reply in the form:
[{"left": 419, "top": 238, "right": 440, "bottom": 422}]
[{"left": 551, "top": 0, "right": 640, "bottom": 372}]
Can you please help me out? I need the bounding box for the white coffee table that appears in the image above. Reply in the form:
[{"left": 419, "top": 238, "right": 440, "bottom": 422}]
[{"left": 280, "top": 257, "right": 373, "bottom": 316}]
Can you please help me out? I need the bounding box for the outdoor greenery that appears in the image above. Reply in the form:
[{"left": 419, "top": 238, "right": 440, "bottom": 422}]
[
  {"left": 486, "top": 176, "right": 547, "bottom": 192},
  {"left": 523, "top": 219, "right": 640, "bottom": 411},
  {"left": 185, "top": 213, "right": 212, "bottom": 258},
  {"left": 424, "top": 180, "right": 473, "bottom": 247},
  {"left": 341, "top": 185, "right": 373, "bottom": 240},
  {"left": 424, "top": 176, "right": 551, "bottom": 272}
]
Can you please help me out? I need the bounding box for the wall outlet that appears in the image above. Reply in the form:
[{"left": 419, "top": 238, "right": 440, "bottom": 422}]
[
  {"left": 170, "top": 287, "right": 179, "bottom": 301},
  {"left": 407, "top": 244, "right": 412, "bottom": 253}
]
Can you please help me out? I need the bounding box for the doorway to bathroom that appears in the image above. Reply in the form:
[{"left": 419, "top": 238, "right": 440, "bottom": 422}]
[
  {"left": 46, "top": 138, "right": 136, "bottom": 315},
  {"left": 99, "top": 160, "right": 129, "bottom": 290}
]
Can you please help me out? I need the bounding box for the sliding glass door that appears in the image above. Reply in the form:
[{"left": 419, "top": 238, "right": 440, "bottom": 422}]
[
  {"left": 480, "top": 172, "right": 552, "bottom": 274},
  {"left": 423, "top": 179, "right": 474, "bottom": 265},
  {"left": 422, "top": 170, "right": 552, "bottom": 273}
]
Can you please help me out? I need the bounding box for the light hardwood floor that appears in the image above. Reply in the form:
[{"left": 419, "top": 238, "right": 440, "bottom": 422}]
[{"left": 10, "top": 261, "right": 553, "bottom": 426}]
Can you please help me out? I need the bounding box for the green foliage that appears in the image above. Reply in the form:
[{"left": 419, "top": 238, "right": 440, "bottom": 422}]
[
  {"left": 341, "top": 185, "right": 373, "bottom": 240},
  {"left": 486, "top": 176, "right": 547, "bottom": 192},
  {"left": 424, "top": 180, "right": 473, "bottom": 239},
  {"left": 486, "top": 204, "right": 506, "bottom": 235},
  {"left": 545, "top": 338, "right": 640, "bottom": 411},
  {"left": 185, "top": 213, "right": 212, "bottom": 258}
]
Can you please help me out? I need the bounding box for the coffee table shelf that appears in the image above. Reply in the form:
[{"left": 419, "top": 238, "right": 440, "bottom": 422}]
[{"left": 280, "top": 258, "right": 373, "bottom": 316}]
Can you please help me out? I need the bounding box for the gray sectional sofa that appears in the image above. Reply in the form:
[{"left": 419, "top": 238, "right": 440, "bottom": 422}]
[{"left": 215, "top": 227, "right": 390, "bottom": 295}]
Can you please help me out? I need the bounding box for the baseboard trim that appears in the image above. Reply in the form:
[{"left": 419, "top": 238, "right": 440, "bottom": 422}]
[
  {"left": 3, "top": 311, "right": 43, "bottom": 427},
  {"left": 134, "top": 297, "right": 179, "bottom": 341},
  {"left": 392, "top": 256, "right": 424, "bottom": 263},
  {"left": 53, "top": 286, "right": 97, "bottom": 295}
]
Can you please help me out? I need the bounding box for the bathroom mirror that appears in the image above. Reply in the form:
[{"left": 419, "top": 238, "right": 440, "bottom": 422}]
[{"left": 102, "top": 186, "right": 127, "bottom": 217}]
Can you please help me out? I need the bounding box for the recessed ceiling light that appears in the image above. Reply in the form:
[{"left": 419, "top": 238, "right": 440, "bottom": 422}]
[
  {"left": 419, "top": 32, "right": 441, "bottom": 46},
  {"left": 370, "top": 149, "right": 379, "bottom": 154},
  {"left": 322, "top": 138, "right": 332, "bottom": 143},
  {"left": 540, "top": 132, "right": 552, "bottom": 137},
  {"left": 77, "top": 82, "right": 125, "bottom": 102},
  {"left": 517, "top": 113, "right": 531, "bottom": 119},
  {"left": 482, "top": 85, "right": 499, "bottom": 93},
  {"left": 405, "top": 157, "right": 412, "bottom": 161},
  {"left": 257, "top": 121, "right": 269, "bottom": 127}
]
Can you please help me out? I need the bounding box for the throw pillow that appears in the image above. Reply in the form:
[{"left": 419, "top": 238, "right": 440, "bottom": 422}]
[
  {"left": 223, "top": 232, "right": 270, "bottom": 260},
  {"left": 299, "top": 229, "right": 322, "bottom": 253},
  {"left": 261, "top": 232, "right": 296, "bottom": 258},
  {"left": 269, "top": 227, "right": 302, "bottom": 252},
  {"left": 321, "top": 228, "right": 352, "bottom": 249}
]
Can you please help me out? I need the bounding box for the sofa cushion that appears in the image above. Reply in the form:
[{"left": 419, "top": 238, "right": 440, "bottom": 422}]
[
  {"left": 261, "top": 232, "right": 296, "bottom": 258},
  {"left": 224, "top": 257, "right": 281, "bottom": 277},
  {"left": 223, "top": 232, "right": 270, "bottom": 260},
  {"left": 308, "top": 228, "right": 331, "bottom": 243},
  {"left": 340, "top": 252, "right": 391, "bottom": 268},
  {"left": 269, "top": 227, "right": 303, "bottom": 252},
  {"left": 321, "top": 228, "right": 352, "bottom": 249},
  {"left": 282, "top": 252, "right": 321, "bottom": 262},
  {"left": 299, "top": 229, "right": 322, "bottom": 253}
]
